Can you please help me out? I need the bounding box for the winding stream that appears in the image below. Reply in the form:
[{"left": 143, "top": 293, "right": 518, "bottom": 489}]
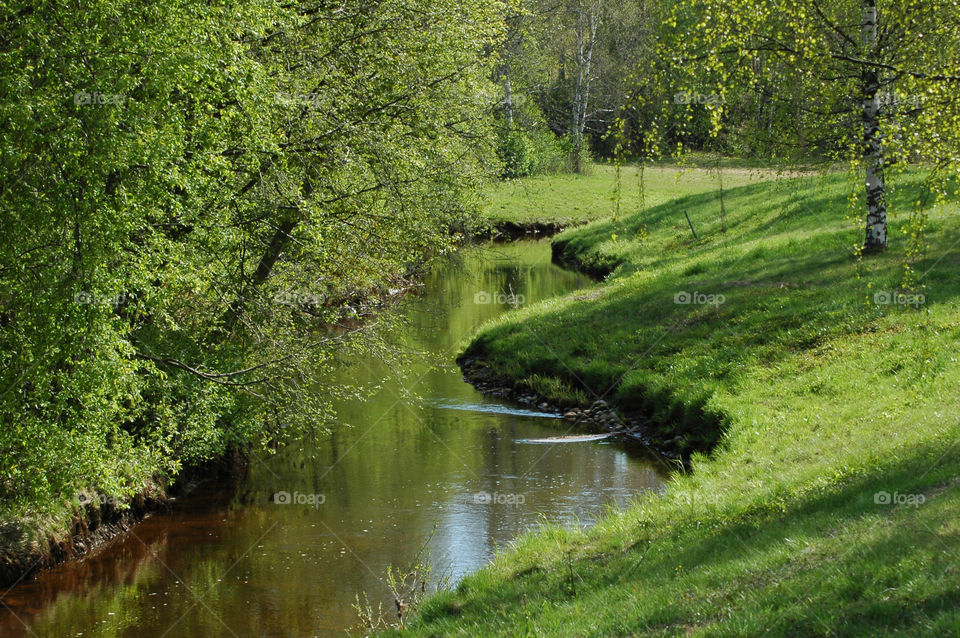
[{"left": 0, "top": 240, "right": 666, "bottom": 637}]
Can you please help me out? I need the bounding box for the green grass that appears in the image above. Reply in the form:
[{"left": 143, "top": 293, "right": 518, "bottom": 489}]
[
  {"left": 481, "top": 162, "right": 767, "bottom": 227},
  {"left": 386, "top": 168, "right": 960, "bottom": 636}
]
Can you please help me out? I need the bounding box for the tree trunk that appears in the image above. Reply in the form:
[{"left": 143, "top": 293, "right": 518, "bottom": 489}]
[
  {"left": 219, "top": 216, "right": 299, "bottom": 335},
  {"left": 503, "top": 63, "right": 514, "bottom": 125},
  {"left": 861, "top": 0, "right": 887, "bottom": 253},
  {"left": 571, "top": 7, "right": 584, "bottom": 173},
  {"left": 571, "top": 0, "right": 599, "bottom": 174}
]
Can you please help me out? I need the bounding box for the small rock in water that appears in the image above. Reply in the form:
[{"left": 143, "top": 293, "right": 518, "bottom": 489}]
[{"left": 563, "top": 411, "right": 579, "bottom": 420}]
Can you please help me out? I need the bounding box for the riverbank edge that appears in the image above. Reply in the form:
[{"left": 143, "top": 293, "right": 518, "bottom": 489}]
[
  {"left": 456, "top": 355, "right": 687, "bottom": 465},
  {"left": 549, "top": 232, "right": 619, "bottom": 279},
  {"left": 0, "top": 224, "right": 569, "bottom": 591},
  {"left": 0, "top": 449, "right": 249, "bottom": 590},
  {"left": 456, "top": 225, "right": 705, "bottom": 463},
  {"left": 473, "top": 219, "right": 568, "bottom": 241}
]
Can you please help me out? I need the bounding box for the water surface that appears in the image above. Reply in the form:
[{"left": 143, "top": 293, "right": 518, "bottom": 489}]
[{"left": 0, "top": 240, "right": 666, "bottom": 637}]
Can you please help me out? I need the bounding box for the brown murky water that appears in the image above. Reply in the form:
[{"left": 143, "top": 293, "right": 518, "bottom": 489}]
[{"left": 0, "top": 240, "right": 666, "bottom": 637}]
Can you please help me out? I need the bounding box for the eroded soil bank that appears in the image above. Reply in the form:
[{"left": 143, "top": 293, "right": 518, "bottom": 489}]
[{"left": 0, "top": 451, "right": 248, "bottom": 589}]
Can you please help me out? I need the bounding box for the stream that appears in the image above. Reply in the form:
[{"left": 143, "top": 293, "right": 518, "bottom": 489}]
[{"left": 0, "top": 240, "right": 666, "bottom": 637}]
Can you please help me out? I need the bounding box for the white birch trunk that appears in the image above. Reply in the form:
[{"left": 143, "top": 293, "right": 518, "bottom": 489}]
[
  {"left": 861, "top": 0, "right": 887, "bottom": 252},
  {"left": 571, "top": 0, "right": 600, "bottom": 173}
]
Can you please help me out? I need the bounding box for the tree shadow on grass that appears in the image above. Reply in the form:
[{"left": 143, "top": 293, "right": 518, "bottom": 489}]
[{"left": 426, "top": 439, "right": 960, "bottom": 637}]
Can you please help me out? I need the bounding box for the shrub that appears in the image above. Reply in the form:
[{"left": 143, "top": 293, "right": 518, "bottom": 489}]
[{"left": 497, "top": 126, "right": 566, "bottom": 178}]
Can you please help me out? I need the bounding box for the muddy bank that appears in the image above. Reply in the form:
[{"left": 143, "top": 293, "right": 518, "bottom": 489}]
[
  {"left": 457, "top": 356, "right": 688, "bottom": 465},
  {"left": 474, "top": 219, "right": 568, "bottom": 241},
  {"left": 549, "top": 236, "right": 621, "bottom": 280},
  {"left": 0, "top": 450, "right": 247, "bottom": 589},
  {"left": 0, "top": 491, "right": 168, "bottom": 590}
]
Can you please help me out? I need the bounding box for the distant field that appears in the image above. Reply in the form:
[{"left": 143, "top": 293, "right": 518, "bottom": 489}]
[{"left": 481, "top": 161, "right": 771, "bottom": 227}]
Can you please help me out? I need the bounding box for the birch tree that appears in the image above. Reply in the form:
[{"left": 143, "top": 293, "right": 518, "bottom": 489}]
[
  {"left": 570, "top": 0, "right": 602, "bottom": 172},
  {"left": 663, "top": 0, "right": 960, "bottom": 253}
]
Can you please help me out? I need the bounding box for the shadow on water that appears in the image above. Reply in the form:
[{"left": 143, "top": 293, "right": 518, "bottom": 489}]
[{"left": 0, "top": 240, "right": 667, "bottom": 637}]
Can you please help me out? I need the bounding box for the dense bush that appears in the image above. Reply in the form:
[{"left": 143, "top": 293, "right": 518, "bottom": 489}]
[
  {"left": 0, "top": 0, "right": 503, "bottom": 519},
  {"left": 497, "top": 126, "right": 567, "bottom": 178}
]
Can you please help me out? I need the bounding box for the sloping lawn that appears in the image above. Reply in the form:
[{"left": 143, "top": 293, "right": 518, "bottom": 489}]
[{"left": 385, "top": 169, "right": 960, "bottom": 636}]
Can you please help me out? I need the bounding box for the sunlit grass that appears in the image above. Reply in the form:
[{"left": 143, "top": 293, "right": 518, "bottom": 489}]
[
  {"left": 481, "top": 162, "right": 767, "bottom": 227},
  {"left": 386, "top": 168, "right": 960, "bottom": 636}
]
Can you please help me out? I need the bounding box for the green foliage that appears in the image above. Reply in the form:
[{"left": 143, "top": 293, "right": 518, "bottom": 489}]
[
  {"left": 497, "top": 127, "right": 537, "bottom": 178},
  {"left": 490, "top": 0, "right": 663, "bottom": 164},
  {"left": 0, "top": 0, "right": 504, "bottom": 523},
  {"left": 496, "top": 126, "right": 566, "bottom": 178},
  {"left": 667, "top": 0, "right": 960, "bottom": 160},
  {"left": 623, "top": 0, "right": 960, "bottom": 249}
]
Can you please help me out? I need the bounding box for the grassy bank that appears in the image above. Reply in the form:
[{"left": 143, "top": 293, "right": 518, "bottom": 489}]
[
  {"left": 387, "top": 167, "right": 960, "bottom": 635},
  {"left": 481, "top": 162, "right": 766, "bottom": 229}
]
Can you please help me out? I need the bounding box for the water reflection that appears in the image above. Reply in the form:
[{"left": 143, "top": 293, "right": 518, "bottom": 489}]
[{"left": 0, "top": 240, "right": 666, "bottom": 637}]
